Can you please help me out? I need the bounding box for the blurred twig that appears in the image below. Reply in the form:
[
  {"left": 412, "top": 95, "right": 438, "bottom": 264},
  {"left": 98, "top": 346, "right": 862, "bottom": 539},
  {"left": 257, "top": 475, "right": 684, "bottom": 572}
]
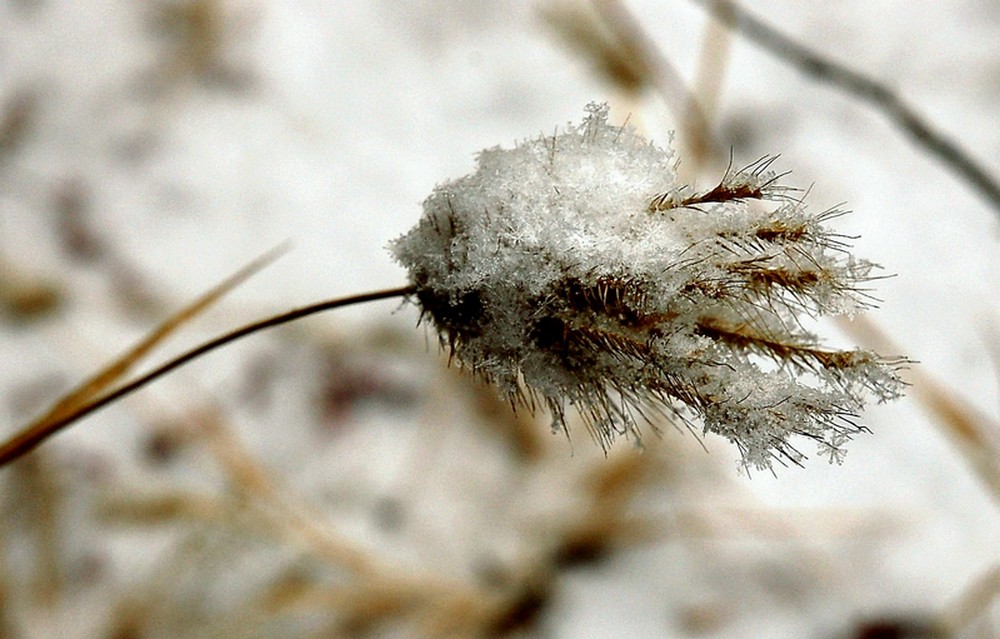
[
  {"left": 149, "top": 0, "right": 255, "bottom": 92},
  {"left": 591, "top": 0, "right": 717, "bottom": 168},
  {"left": 0, "top": 90, "right": 37, "bottom": 159},
  {"left": 0, "top": 256, "right": 63, "bottom": 323},
  {"left": 695, "top": 0, "right": 1000, "bottom": 214},
  {"left": 543, "top": 0, "right": 718, "bottom": 172},
  {"left": 101, "top": 527, "right": 224, "bottom": 638},
  {"left": 0, "top": 541, "right": 15, "bottom": 639},
  {"left": 193, "top": 407, "right": 381, "bottom": 578},
  {"left": 689, "top": 0, "right": 733, "bottom": 163},
  {"left": 11, "top": 453, "right": 64, "bottom": 608},
  {"left": 841, "top": 316, "right": 1000, "bottom": 508},
  {"left": 941, "top": 564, "right": 1000, "bottom": 635}
]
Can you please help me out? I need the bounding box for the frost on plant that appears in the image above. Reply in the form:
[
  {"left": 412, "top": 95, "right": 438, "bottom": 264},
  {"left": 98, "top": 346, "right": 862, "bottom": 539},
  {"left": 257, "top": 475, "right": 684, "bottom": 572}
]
[{"left": 391, "top": 103, "right": 906, "bottom": 471}]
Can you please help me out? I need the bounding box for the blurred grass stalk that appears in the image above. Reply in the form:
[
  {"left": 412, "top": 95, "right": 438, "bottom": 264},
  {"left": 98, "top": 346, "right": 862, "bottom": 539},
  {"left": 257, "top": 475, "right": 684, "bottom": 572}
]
[{"left": 841, "top": 316, "right": 1000, "bottom": 508}]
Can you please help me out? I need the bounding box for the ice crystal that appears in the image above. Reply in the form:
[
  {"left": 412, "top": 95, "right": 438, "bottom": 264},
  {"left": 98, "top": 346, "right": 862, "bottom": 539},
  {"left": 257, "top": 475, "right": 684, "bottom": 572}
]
[{"left": 391, "top": 103, "right": 905, "bottom": 470}]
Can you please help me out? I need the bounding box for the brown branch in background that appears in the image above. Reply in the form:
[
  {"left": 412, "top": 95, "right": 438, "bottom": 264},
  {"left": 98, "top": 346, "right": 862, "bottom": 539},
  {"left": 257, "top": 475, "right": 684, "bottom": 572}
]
[
  {"left": 100, "top": 527, "right": 227, "bottom": 638},
  {"left": 0, "top": 537, "right": 14, "bottom": 639},
  {"left": 0, "top": 255, "right": 63, "bottom": 323},
  {"left": 193, "top": 406, "right": 384, "bottom": 577},
  {"left": 695, "top": 0, "right": 1000, "bottom": 214},
  {"left": 541, "top": 2, "right": 648, "bottom": 94},
  {"left": 53, "top": 178, "right": 107, "bottom": 264},
  {"left": 149, "top": 0, "right": 255, "bottom": 92},
  {"left": 11, "top": 452, "right": 65, "bottom": 607}
]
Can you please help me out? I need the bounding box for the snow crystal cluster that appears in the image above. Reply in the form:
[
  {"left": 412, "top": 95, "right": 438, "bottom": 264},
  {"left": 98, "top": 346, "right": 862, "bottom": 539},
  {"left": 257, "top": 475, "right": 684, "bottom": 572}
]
[{"left": 391, "top": 103, "right": 905, "bottom": 470}]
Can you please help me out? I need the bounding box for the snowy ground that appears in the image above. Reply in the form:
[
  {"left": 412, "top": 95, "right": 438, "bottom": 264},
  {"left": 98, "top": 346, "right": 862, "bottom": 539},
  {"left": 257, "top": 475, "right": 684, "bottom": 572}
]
[{"left": 1, "top": 1, "right": 998, "bottom": 637}]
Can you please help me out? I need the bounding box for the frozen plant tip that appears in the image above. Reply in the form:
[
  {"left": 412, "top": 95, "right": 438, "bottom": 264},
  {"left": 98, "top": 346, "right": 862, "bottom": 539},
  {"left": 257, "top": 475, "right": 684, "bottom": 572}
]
[{"left": 392, "top": 103, "right": 906, "bottom": 470}]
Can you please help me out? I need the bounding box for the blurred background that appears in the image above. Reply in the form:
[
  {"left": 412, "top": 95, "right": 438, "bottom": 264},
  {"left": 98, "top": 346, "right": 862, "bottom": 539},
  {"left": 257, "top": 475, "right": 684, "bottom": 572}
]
[{"left": 1, "top": 0, "right": 998, "bottom": 636}]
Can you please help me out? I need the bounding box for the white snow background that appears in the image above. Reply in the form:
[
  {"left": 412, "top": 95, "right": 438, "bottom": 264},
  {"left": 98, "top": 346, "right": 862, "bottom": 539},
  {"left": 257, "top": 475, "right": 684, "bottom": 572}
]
[{"left": 1, "top": 1, "right": 998, "bottom": 637}]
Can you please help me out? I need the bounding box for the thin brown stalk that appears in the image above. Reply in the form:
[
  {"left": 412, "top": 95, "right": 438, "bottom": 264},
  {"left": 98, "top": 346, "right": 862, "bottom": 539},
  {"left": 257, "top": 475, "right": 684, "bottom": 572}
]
[
  {"left": 0, "top": 245, "right": 287, "bottom": 467},
  {"left": 0, "top": 283, "right": 414, "bottom": 468},
  {"left": 55, "top": 244, "right": 290, "bottom": 421}
]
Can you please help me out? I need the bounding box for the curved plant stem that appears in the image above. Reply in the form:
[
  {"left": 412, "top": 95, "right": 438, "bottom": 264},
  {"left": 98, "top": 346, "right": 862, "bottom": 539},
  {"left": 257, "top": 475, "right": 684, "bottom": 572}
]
[{"left": 0, "top": 285, "right": 415, "bottom": 468}]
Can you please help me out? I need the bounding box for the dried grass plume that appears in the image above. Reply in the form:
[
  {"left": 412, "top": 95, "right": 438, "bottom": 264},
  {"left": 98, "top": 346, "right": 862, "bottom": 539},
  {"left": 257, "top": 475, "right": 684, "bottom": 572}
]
[{"left": 391, "top": 103, "right": 906, "bottom": 470}]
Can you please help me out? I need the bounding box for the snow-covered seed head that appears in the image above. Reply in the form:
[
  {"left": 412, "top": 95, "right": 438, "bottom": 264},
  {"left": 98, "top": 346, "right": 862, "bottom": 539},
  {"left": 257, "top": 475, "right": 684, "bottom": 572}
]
[{"left": 391, "top": 103, "right": 906, "bottom": 471}]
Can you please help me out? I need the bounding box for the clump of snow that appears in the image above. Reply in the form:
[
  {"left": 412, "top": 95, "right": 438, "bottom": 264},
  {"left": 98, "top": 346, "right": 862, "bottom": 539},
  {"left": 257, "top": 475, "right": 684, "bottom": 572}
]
[{"left": 391, "top": 103, "right": 905, "bottom": 470}]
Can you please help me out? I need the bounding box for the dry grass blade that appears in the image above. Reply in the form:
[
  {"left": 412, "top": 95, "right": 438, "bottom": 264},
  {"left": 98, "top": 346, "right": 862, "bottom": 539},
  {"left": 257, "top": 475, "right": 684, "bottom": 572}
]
[{"left": 0, "top": 244, "right": 289, "bottom": 466}]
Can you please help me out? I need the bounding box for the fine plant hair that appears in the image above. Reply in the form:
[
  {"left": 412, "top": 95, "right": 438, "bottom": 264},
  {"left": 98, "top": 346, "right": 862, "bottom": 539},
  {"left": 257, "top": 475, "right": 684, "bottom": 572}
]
[{"left": 0, "top": 103, "right": 905, "bottom": 472}]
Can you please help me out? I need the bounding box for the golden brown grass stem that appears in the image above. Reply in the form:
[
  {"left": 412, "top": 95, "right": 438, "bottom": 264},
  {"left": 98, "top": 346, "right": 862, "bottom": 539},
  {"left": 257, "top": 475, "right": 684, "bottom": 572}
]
[{"left": 0, "top": 284, "right": 414, "bottom": 469}]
